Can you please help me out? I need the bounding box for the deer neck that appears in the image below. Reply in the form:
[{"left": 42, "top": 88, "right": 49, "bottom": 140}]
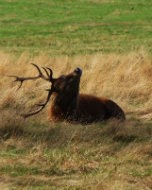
[{"left": 52, "top": 92, "right": 78, "bottom": 117}]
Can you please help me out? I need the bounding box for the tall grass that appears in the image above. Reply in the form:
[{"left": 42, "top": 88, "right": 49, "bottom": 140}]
[
  {"left": 0, "top": 50, "right": 152, "bottom": 122},
  {"left": 0, "top": 51, "right": 152, "bottom": 190}
]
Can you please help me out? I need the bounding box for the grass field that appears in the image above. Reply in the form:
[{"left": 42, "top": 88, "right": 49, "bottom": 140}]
[
  {"left": 0, "top": 0, "right": 152, "bottom": 55},
  {"left": 0, "top": 51, "right": 152, "bottom": 190},
  {"left": 0, "top": 0, "right": 152, "bottom": 189}
]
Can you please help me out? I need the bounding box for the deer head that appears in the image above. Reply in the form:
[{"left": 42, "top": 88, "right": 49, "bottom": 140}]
[
  {"left": 52, "top": 67, "right": 82, "bottom": 95},
  {"left": 9, "top": 64, "right": 82, "bottom": 118}
]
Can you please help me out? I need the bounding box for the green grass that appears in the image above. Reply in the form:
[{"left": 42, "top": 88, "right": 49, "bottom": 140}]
[{"left": 0, "top": 0, "right": 152, "bottom": 55}]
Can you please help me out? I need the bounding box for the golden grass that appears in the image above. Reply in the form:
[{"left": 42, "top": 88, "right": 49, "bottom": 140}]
[
  {"left": 0, "top": 51, "right": 152, "bottom": 190},
  {"left": 0, "top": 50, "right": 152, "bottom": 121}
]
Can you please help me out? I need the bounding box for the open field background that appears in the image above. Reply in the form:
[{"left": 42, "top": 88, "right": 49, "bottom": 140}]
[
  {"left": 0, "top": 0, "right": 152, "bottom": 55},
  {"left": 0, "top": 0, "right": 152, "bottom": 189}
]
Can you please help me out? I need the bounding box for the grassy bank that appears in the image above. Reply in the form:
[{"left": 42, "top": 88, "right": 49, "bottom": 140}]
[{"left": 0, "top": 0, "right": 152, "bottom": 55}]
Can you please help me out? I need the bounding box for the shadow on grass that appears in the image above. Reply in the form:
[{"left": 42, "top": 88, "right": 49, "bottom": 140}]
[{"left": 0, "top": 115, "right": 151, "bottom": 147}]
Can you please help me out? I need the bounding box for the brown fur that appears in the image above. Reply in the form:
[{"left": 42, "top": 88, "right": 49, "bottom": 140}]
[{"left": 49, "top": 68, "right": 125, "bottom": 124}]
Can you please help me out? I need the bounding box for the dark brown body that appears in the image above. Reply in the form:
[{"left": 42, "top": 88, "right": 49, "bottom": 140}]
[
  {"left": 78, "top": 94, "right": 125, "bottom": 122},
  {"left": 48, "top": 68, "right": 125, "bottom": 124},
  {"left": 49, "top": 93, "right": 125, "bottom": 124}
]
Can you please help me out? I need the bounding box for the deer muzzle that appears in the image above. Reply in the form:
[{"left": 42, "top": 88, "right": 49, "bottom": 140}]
[{"left": 74, "top": 67, "right": 82, "bottom": 76}]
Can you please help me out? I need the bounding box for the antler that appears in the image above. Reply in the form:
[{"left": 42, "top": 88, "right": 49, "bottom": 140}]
[
  {"left": 22, "top": 88, "right": 54, "bottom": 118},
  {"left": 9, "top": 63, "right": 53, "bottom": 90},
  {"left": 9, "top": 63, "right": 55, "bottom": 118}
]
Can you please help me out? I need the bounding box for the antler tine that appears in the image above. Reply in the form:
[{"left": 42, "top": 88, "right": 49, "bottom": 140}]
[
  {"left": 31, "top": 63, "right": 42, "bottom": 76},
  {"left": 31, "top": 63, "right": 49, "bottom": 81},
  {"left": 46, "top": 67, "right": 53, "bottom": 81},
  {"left": 8, "top": 75, "right": 27, "bottom": 90},
  {"left": 36, "top": 88, "right": 52, "bottom": 106},
  {"left": 16, "top": 80, "right": 23, "bottom": 90},
  {"left": 41, "top": 67, "right": 53, "bottom": 82},
  {"left": 42, "top": 67, "right": 50, "bottom": 79},
  {"left": 21, "top": 88, "right": 53, "bottom": 118}
]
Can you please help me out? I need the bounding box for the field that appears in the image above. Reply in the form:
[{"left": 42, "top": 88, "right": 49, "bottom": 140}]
[
  {"left": 0, "top": 0, "right": 152, "bottom": 190},
  {"left": 0, "top": 0, "right": 152, "bottom": 55}
]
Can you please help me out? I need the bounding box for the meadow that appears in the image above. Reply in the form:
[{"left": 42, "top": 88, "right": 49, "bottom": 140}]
[
  {"left": 0, "top": 0, "right": 152, "bottom": 55},
  {"left": 1, "top": 51, "right": 152, "bottom": 190},
  {"left": 0, "top": 0, "right": 152, "bottom": 189}
]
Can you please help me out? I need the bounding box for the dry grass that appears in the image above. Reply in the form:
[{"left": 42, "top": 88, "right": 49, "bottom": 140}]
[
  {"left": 0, "top": 49, "right": 152, "bottom": 120},
  {"left": 0, "top": 50, "right": 152, "bottom": 190},
  {"left": 0, "top": 119, "right": 151, "bottom": 190}
]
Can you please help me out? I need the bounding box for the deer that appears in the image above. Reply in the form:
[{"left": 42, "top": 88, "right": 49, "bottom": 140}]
[{"left": 10, "top": 63, "right": 125, "bottom": 124}]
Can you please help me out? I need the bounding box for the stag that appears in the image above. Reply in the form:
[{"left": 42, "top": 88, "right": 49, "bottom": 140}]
[{"left": 10, "top": 64, "right": 125, "bottom": 123}]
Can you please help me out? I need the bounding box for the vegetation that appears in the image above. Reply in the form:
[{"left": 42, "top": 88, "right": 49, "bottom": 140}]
[
  {"left": 0, "top": 0, "right": 152, "bottom": 189},
  {"left": 0, "top": 51, "right": 152, "bottom": 189},
  {"left": 0, "top": 119, "right": 152, "bottom": 190},
  {"left": 0, "top": 0, "right": 152, "bottom": 55}
]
